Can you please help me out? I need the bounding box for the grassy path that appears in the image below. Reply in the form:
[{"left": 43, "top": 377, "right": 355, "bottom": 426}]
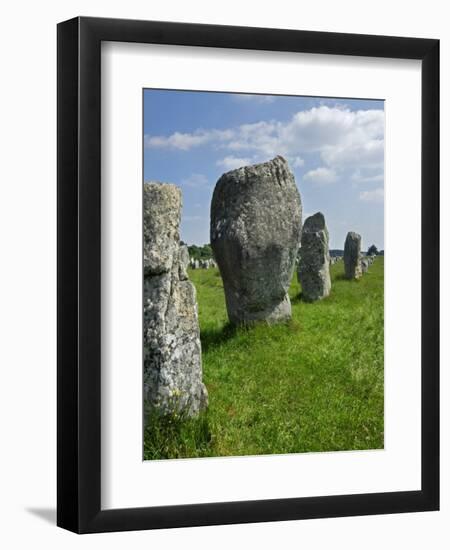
[{"left": 144, "top": 258, "right": 384, "bottom": 459}]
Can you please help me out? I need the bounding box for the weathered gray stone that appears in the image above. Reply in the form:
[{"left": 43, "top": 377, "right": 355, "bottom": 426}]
[
  {"left": 178, "top": 244, "right": 190, "bottom": 280},
  {"left": 298, "top": 212, "right": 331, "bottom": 302},
  {"left": 143, "top": 184, "right": 180, "bottom": 278},
  {"left": 344, "top": 231, "right": 362, "bottom": 279},
  {"left": 210, "top": 156, "right": 302, "bottom": 325},
  {"left": 361, "top": 257, "right": 370, "bottom": 273},
  {"left": 143, "top": 182, "right": 208, "bottom": 418}
]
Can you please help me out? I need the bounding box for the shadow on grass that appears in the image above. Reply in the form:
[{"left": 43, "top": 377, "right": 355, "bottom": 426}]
[
  {"left": 292, "top": 291, "right": 339, "bottom": 306},
  {"left": 201, "top": 323, "right": 238, "bottom": 353},
  {"left": 291, "top": 291, "right": 306, "bottom": 304},
  {"left": 201, "top": 315, "right": 301, "bottom": 352},
  {"left": 334, "top": 273, "right": 358, "bottom": 282}
]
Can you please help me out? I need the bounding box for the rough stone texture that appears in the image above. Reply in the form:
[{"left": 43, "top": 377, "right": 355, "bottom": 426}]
[
  {"left": 210, "top": 156, "right": 302, "bottom": 325},
  {"left": 178, "top": 244, "right": 190, "bottom": 280},
  {"left": 361, "top": 257, "right": 369, "bottom": 273},
  {"left": 297, "top": 212, "right": 331, "bottom": 301},
  {"left": 143, "top": 184, "right": 180, "bottom": 278},
  {"left": 344, "top": 231, "right": 363, "bottom": 279},
  {"left": 143, "top": 182, "right": 208, "bottom": 418}
]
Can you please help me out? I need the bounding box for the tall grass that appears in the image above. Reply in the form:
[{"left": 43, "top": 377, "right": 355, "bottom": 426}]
[{"left": 144, "top": 258, "right": 384, "bottom": 459}]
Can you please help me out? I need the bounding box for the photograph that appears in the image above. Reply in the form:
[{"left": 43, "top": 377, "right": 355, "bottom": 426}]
[
  {"left": 52, "top": 8, "right": 440, "bottom": 537},
  {"left": 142, "top": 89, "right": 385, "bottom": 460}
]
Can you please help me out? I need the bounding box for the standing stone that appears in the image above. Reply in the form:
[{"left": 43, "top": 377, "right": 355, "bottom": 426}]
[
  {"left": 143, "top": 182, "right": 208, "bottom": 418},
  {"left": 361, "top": 257, "right": 369, "bottom": 273},
  {"left": 211, "top": 156, "right": 302, "bottom": 325},
  {"left": 297, "top": 212, "right": 331, "bottom": 301},
  {"left": 178, "top": 244, "right": 190, "bottom": 280},
  {"left": 344, "top": 231, "right": 362, "bottom": 279}
]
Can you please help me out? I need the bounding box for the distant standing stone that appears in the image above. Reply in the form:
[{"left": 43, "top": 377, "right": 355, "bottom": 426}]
[
  {"left": 298, "top": 212, "right": 331, "bottom": 301},
  {"left": 344, "top": 231, "right": 362, "bottom": 279},
  {"left": 361, "top": 257, "right": 369, "bottom": 273},
  {"left": 211, "top": 156, "right": 302, "bottom": 325},
  {"left": 179, "top": 244, "right": 190, "bottom": 280},
  {"left": 143, "top": 182, "right": 208, "bottom": 418}
]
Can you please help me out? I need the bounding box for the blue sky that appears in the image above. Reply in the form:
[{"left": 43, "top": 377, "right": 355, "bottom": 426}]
[{"left": 143, "top": 90, "right": 384, "bottom": 250}]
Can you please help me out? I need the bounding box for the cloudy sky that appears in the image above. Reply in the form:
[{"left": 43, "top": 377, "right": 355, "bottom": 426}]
[{"left": 143, "top": 90, "right": 384, "bottom": 250}]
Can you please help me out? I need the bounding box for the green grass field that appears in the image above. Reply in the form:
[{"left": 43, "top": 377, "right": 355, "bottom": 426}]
[{"left": 144, "top": 258, "right": 384, "bottom": 460}]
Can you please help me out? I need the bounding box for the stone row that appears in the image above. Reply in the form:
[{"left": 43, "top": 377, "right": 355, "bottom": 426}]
[{"left": 143, "top": 157, "right": 376, "bottom": 418}]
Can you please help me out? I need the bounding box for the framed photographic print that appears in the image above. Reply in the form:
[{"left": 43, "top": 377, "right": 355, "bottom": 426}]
[{"left": 57, "top": 17, "right": 439, "bottom": 533}]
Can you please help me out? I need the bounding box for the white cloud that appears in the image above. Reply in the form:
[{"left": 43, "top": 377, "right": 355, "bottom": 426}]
[
  {"left": 225, "top": 121, "right": 279, "bottom": 156},
  {"left": 303, "top": 167, "right": 337, "bottom": 185},
  {"left": 145, "top": 131, "right": 209, "bottom": 150},
  {"left": 351, "top": 169, "right": 384, "bottom": 183},
  {"left": 180, "top": 173, "right": 210, "bottom": 188},
  {"left": 321, "top": 139, "right": 384, "bottom": 170},
  {"left": 231, "top": 94, "right": 276, "bottom": 104},
  {"left": 146, "top": 106, "right": 384, "bottom": 180},
  {"left": 277, "top": 107, "right": 383, "bottom": 155},
  {"left": 290, "top": 156, "right": 305, "bottom": 168},
  {"left": 216, "top": 156, "right": 252, "bottom": 171},
  {"left": 145, "top": 129, "right": 233, "bottom": 151},
  {"left": 359, "top": 188, "right": 384, "bottom": 202}
]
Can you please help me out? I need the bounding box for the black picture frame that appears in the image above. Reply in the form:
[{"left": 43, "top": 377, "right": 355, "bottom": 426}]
[{"left": 57, "top": 16, "right": 439, "bottom": 533}]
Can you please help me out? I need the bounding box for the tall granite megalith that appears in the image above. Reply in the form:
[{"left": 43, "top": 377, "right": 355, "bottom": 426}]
[
  {"left": 344, "top": 231, "right": 362, "bottom": 280},
  {"left": 143, "top": 182, "right": 208, "bottom": 417},
  {"left": 210, "top": 156, "right": 302, "bottom": 325},
  {"left": 298, "top": 212, "right": 331, "bottom": 301}
]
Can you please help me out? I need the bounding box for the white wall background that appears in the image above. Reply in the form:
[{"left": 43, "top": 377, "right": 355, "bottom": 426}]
[{"left": 0, "top": 0, "right": 447, "bottom": 547}]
